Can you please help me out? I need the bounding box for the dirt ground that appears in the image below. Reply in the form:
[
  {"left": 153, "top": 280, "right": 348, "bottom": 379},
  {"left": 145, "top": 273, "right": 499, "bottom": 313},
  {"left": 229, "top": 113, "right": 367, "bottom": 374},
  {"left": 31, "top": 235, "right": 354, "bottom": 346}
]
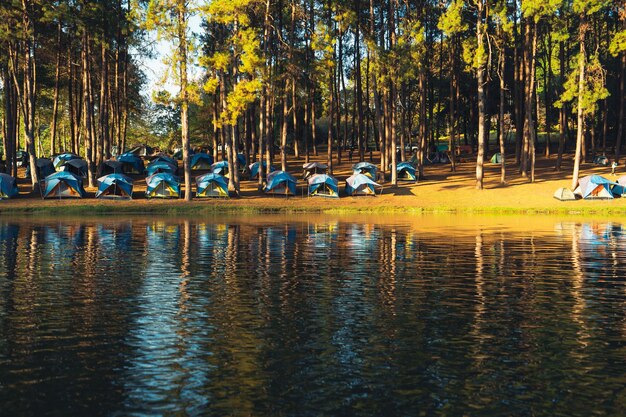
[{"left": 3, "top": 150, "right": 625, "bottom": 214}]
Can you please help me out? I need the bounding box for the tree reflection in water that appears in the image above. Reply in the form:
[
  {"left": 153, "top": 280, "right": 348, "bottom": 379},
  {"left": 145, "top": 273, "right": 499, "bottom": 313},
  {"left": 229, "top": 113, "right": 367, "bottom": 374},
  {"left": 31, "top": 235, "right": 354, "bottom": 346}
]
[{"left": 0, "top": 216, "right": 624, "bottom": 416}]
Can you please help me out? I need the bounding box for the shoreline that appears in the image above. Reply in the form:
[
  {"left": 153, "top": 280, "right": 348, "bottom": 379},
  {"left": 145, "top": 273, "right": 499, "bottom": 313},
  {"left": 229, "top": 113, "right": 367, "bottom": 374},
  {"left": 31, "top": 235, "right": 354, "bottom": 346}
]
[{"left": 4, "top": 152, "right": 626, "bottom": 217}]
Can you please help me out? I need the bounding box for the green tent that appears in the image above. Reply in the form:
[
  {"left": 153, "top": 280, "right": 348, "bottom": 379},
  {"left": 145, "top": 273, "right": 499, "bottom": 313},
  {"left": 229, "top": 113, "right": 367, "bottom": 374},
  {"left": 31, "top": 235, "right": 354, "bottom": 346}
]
[{"left": 490, "top": 153, "right": 502, "bottom": 164}]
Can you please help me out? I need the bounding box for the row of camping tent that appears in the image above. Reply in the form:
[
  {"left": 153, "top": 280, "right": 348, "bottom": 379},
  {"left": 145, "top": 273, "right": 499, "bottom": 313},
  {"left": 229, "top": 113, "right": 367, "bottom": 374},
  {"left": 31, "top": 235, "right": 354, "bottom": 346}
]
[{"left": 554, "top": 175, "right": 626, "bottom": 201}]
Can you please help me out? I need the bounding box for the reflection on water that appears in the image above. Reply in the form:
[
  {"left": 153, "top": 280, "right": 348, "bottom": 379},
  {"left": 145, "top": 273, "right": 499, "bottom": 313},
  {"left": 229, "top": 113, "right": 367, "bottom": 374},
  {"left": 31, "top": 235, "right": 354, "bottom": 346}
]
[{"left": 0, "top": 216, "right": 625, "bottom": 416}]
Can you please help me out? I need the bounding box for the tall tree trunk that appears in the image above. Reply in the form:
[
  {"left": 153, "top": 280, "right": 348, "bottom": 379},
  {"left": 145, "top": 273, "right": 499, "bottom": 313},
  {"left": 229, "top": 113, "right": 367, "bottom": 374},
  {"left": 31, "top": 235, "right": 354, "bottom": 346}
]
[
  {"left": 556, "top": 40, "right": 566, "bottom": 171},
  {"left": 178, "top": 4, "right": 191, "bottom": 201},
  {"left": 475, "top": 0, "right": 487, "bottom": 190},
  {"left": 615, "top": 53, "right": 625, "bottom": 162},
  {"left": 50, "top": 22, "right": 62, "bottom": 157},
  {"left": 571, "top": 15, "right": 587, "bottom": 190},
  {"left": 81, "top": 32, "right": 95, "bottom": 187},
  {"left": 498, "top": 41, "right": 506, "bottom": 184}
]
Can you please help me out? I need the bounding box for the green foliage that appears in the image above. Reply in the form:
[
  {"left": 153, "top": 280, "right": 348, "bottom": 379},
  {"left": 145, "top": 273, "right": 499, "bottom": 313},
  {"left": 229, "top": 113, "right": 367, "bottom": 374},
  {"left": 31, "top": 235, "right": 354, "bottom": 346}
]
[
  {"left": 572, "top": 0, "right": 611, "bottom": 15},
  {"left": 555, "top": 53, "right": 609, "bottom": 116},
  {"left": 521, "top": 0, "right": 563, "bottom": 21},
  {"left": 609, "top": 30, "right": 626, "bottom": 57},
  {"left": 438, "top": 0, "right": 467, "bottom": 36}
]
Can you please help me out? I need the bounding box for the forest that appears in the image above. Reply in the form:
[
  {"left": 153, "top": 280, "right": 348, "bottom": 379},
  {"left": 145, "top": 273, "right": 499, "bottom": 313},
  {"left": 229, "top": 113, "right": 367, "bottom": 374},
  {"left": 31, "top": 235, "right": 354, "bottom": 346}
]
[{"left": 1, "top": 0, "right": 624, "bottom": 200}]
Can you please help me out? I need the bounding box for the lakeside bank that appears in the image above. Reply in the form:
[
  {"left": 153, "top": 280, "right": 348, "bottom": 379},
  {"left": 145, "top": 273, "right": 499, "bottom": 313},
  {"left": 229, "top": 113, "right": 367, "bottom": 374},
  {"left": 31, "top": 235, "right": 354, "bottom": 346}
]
[{"left": 3, "top": 157, "right": 626, "bottom": 216}]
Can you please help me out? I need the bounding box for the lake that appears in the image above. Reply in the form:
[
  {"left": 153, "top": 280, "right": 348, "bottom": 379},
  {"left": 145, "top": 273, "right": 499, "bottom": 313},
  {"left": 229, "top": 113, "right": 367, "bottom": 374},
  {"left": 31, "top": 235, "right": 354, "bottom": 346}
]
[{"left": 0, "top": 215, "right": 624, "bottom": 416}]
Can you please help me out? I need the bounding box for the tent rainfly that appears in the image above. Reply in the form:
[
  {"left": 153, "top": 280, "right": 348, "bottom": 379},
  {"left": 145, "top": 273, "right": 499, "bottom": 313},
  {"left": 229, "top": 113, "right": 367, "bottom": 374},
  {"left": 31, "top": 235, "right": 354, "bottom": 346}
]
[
  {"left": 308, "top": 174, "right": 339, "bottom": 198},
  {"left": 573, "top": 175, "right": 620, "bottom": 199},
  {"left": 345, "top": 173, "right": 380, "bottom": 196},
  {"left": 0, "top": 173, "right": 19, "bottom": 199},
  {"left": 95, "top": 173, "right": 134, "bottom": 199},
  {"left": 264, "top": 171, "right": 297, "bottom": 196},
  {"left": 42, "top": 171, "right": 86, "bottom": 199},
  {"left": 145, "top": 173, "right": 181, "bottom": 199},
  {"left": 553, "top": 187, "right": 577, "bottom": 201},
  {"left": 196, "top": 173, "right": 229, "bottom": 198}
]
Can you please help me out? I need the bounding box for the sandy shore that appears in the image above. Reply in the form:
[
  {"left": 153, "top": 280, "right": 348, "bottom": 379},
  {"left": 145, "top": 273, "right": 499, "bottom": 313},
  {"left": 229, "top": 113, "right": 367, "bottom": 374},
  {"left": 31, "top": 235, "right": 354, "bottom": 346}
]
[{"left": 2, "top": 151, "right": 625, "bottom": 216}]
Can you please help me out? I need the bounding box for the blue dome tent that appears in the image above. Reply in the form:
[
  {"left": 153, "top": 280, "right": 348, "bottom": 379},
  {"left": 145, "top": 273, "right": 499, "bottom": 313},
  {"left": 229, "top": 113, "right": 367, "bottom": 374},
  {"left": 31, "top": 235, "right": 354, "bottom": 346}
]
[
  {"left": 146, "top": 160, "right": 177, "bottom": 176},
  {"left": 345, "top": 173, "right": 380, "bottom": 196},
  {"left": 62, "top": 158, "right": 88, "bottom": 178},
  {"left": 42, "top": 171, "right": 86, "bottom": 199},
  {"left": 118, "top": 153, "right": 145, "bottom": 174},
  {"left": 99, "top": 159, "right": 123, "bottom": 176},
  {"left": 264, "top": 171, "right": 297, "bottom": 196},
  {"left": 249, "top": 161, "right": 276, "bottom": 180},
  {"left": 53, "top": 153, "right": 80, "bottom": 171},
  {"left": 190, "top": 153, "right": 214, "bottom": 170},
  {"left": 308, "top": 174, "right": 339, "bottom": 198},
  {"left": 25, "top": 158, "right": 54, "bottom": 179},
  {"left": 95, "top": 173, "right": 134, "bottom": 199},
  {"left": 574, "top": 175, "right": 621, "bottom": 199},
  {"left": 352, "top": 161, "right": 377, "bottom": 179},
  {"left": 212, "top": 160, "right": 230, "bottom": 177},
  {"left": 145, "top": 173, "right": 181, "bottom": 199},
  {"left": 0, "top": 173, "right": 19, "bottom": 199},
  {"left": 302, "top": 162, "right": 328, "bottom": 180},
  {"left": 196, "top": 173, "right": 229, "bottom": 198},
  {"left": 396, "top": 162, "right": 417, "bottom": 181}
]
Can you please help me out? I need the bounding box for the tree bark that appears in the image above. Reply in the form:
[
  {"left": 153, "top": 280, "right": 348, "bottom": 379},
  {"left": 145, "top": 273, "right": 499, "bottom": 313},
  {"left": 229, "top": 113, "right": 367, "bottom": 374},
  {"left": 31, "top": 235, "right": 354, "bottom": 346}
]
[{"left": 572, "top": 16, "right": 587, "bottom": 190}]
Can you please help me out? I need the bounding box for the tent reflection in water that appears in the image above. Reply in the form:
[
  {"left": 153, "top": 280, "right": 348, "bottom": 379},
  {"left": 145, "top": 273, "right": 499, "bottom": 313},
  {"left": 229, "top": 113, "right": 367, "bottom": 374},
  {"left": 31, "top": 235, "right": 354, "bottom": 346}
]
[
  {"left": 573, "top": 175, "right": 620, "bottom": 199},
  {"left": 0, "top": 173, "right": 19, "bottom": 199},
  {"left": 264, "top": 171, "right": 297, "bottom": 196},
  {"left": 345, "top": 173, "right": 381, "bottom": 196},
  {"left": 95, "top": 173, "right": 134, "bottom": 199},
  {"left": 196, "top": 173, "right": 229, "bottom": 198},
  {"left": 396, "top": 162, "right": 417, "bottom": 181},
  {"left": 308, "top": 174, "right": 339, "bottom": 198},
  {"left": 145, "top": 173, "right": 181, "bottom": 199},
  {"left": 42, "top": 171, "right": 86, "bottom": 199}
]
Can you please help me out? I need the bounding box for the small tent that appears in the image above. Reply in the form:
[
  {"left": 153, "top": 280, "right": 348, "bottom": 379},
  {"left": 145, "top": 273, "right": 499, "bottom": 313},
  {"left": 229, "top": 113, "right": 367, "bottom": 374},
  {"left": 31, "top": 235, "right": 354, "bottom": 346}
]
[
  {"left": 190, "top": 153, "right": 214, "bottom": 170},
  {"left": 25, "top": 158, "right": 54, "bottom": 179},
  {"left": 308, "top": 174, "right": 339, "bottom": 198},
  {"left": 95, "top": 173, "right": 134, "bottom": 199},
  {"left": 490, "top": 153, "right": 502, "bottom": 164},
  {"left": 249, "top": 161, "right": 276, "bottom": 180},
  {"left": 553, "top": 187, "right": 577, "bottom": 201},
  {"left": 118, "top": 153, "right": 145, "bottom": 174},
  {"left": 0, "top": 173, "right": 19, "bottom": 199},
  {"left": 146, "top": 160, "right": 177, "bottom": 176},
  {"left": 573, "top": 175, "right": 620, "bottom": 199},
  {"left": 352, "top": 161, "right": 377, "bottom": 179},
  {"left": 346, "top": 173, "right": 380, "bottom": 196},
  {"left": 62, "top": 158, "right": 88, "bottom": 177},
  {"left": 53, "top": 153, "right": 80, "bottom": 171},
  {"left": 99, "top": 159, "right": 123, "bottom": 176},
  {"left": 302, "top": 162, "right": 328, "bottom": 180},
  {"left": 42, "top": 171, "right": 86, "bottom": 199},
  {"left": 172, "top": 148, "right": 194, "bottom": 160},
  {"left": 396, "top": 162, "right": 417, "bottom": 181},
  {"left": 593, "top": 155, "right": 609, "bottom": 166},
  {"left": 126, "top": 144, "right": 153, "bottom": 157},
  {"left": 196, "top": 173, "right": 229, "bottom": 198},
  {"left": 150, "top": 154, "right": 177, "bottom": 166},
  {"left": 145, "top": 173, "right": 181, "bottom": 199},
  {"left": 212, "top": 160, "right": 230, "bottom": 177},
  {"left": 426, "top": 151, "right": 451, "bottom": 164},
  {"left": 264, "top": 171, "right": 297, "bottom": 196}
]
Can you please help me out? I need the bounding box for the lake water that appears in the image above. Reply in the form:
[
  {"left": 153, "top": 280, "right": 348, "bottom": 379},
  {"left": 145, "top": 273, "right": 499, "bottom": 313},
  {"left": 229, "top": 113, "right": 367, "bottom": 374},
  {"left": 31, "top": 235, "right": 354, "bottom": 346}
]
[{"left": 0, "top": 215, "right": 624, "bottom": 416}]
